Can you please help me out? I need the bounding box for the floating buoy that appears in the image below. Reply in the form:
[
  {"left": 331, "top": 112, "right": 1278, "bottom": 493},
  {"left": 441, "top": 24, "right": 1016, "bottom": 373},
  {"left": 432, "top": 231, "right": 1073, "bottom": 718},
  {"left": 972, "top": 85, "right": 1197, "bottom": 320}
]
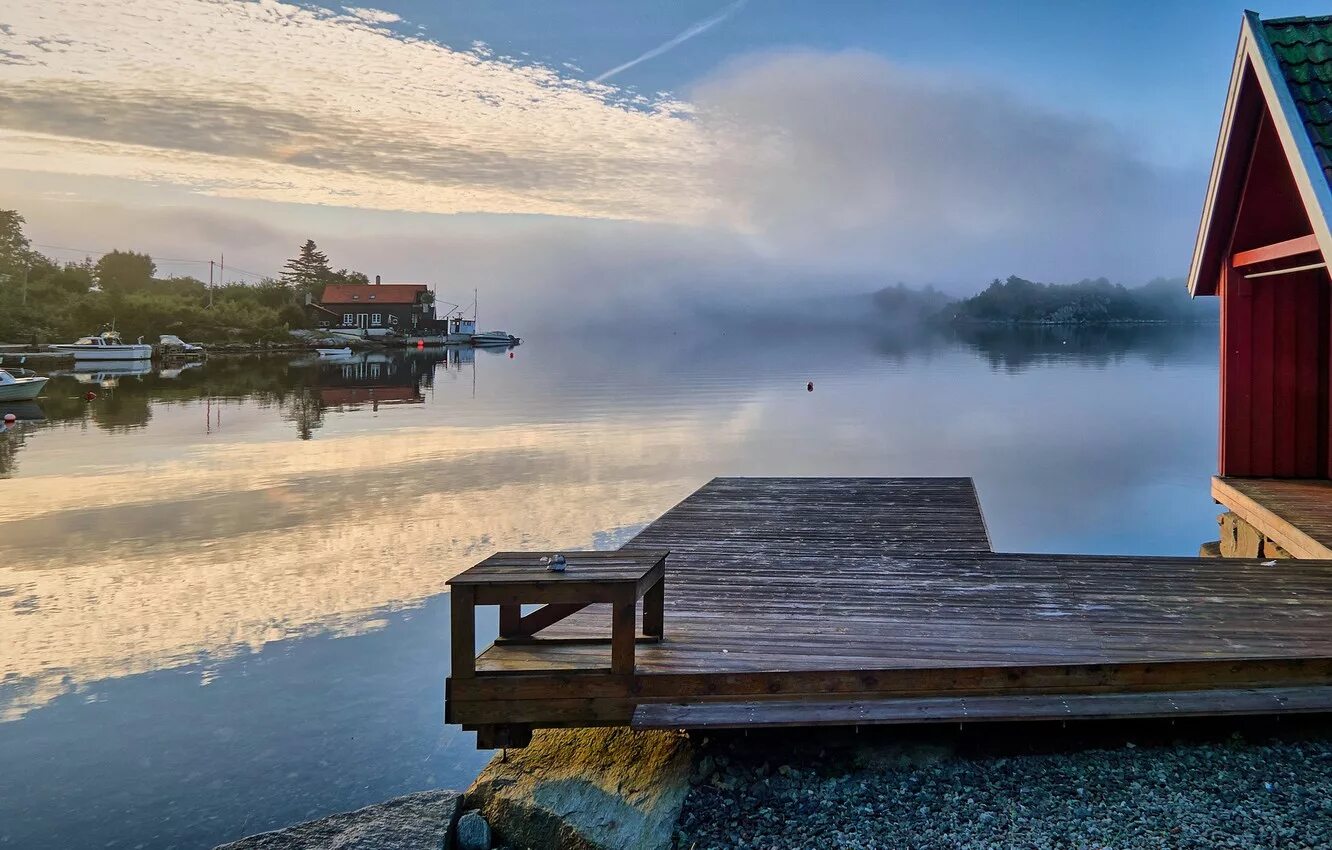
[
  {"left": 2, "top": 413, "right": 15, "bottom": 424},
  {"left": 417, "top": 339, "right": 425, "bottom": 349},
  {"left": 508, "top": 351, "right": 514, "bottom": 359},
  {"left": 85, "top": 391, "right": 97, "bottom": 401},
  {"left": 807, "top": 381, "right": 814, "bottom": 392}
]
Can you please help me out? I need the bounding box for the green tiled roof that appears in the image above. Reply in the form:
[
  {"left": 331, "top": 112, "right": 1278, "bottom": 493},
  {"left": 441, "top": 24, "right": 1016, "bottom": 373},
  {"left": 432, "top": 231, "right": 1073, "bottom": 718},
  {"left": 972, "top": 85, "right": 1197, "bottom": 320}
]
[{"left": 1264, "top": 15, "right": 1332, "bottom": 188}]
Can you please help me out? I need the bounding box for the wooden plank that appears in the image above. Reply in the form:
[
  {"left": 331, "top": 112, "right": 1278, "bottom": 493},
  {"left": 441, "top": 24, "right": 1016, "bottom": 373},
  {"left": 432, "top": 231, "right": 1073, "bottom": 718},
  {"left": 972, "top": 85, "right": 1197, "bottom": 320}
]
[
  {"left": 450, "top": 586, "right": 476, "bottom": 679},
  {"left": 631, "top": 686, "right": 1332, "bottom": 730}
]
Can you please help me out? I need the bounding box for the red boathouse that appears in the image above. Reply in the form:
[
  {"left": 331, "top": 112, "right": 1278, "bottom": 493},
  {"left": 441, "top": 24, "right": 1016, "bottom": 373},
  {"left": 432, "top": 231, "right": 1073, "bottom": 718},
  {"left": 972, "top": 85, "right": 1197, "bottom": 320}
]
[{"left": 1191, "top": 12, "right": 1332, "bottom": 558}]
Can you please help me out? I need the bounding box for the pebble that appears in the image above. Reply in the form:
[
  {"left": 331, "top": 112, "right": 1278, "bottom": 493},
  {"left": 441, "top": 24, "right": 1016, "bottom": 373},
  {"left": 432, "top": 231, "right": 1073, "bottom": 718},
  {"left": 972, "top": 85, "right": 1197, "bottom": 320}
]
[{"left": 674, "top": 728, "right": 1332, "bottom": 848}]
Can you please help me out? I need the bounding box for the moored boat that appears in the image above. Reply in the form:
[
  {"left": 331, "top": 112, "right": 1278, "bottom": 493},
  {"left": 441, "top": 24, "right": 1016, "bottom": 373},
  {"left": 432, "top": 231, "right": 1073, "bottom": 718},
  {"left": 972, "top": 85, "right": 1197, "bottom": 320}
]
[
  {"left": 0, "top": 368, "right": 49, "bottom": 401},
  {"left": 470, "top": 330, "right": 521, "bottom": 346},
  {"left": 316, "top": 347, "right": 353, "bottom": 357},
  {"left": 51, "top": 331, "right": 152, "bottom": 361}
]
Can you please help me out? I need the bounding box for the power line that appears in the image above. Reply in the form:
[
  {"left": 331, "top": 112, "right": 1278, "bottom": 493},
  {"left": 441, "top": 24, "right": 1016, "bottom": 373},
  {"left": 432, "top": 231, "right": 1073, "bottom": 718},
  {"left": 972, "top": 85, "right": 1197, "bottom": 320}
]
[{"left": 30, "top": 243, "right": 273, "bottom": 280}]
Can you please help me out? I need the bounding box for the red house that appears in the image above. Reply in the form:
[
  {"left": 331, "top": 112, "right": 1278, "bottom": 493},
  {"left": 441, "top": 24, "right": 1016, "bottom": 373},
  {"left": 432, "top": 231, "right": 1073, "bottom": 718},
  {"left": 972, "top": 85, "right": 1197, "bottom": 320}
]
[
  {"left": 313, "top": 282, "right": 434, "bottom": 333},
  {"left": 1191, "top": 13, "right": 1332, "bottom": 557}
]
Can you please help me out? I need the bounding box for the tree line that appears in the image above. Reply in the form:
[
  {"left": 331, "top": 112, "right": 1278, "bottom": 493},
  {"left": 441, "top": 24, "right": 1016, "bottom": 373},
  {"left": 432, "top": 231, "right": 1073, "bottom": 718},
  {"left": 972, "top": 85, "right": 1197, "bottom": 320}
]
[
  {"left": 874, "top": 275, "right": 1217, "bottom": 325},
  {"left": 0, "top": 210, "right": 368, "bottom": 343}
]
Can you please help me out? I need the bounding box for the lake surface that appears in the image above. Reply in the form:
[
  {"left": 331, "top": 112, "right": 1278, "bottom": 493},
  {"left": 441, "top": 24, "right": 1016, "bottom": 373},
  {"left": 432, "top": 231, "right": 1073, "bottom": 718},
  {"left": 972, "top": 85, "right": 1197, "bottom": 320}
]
[{"left": 0, "top": 322, "right": 1221, "bottom": 849}]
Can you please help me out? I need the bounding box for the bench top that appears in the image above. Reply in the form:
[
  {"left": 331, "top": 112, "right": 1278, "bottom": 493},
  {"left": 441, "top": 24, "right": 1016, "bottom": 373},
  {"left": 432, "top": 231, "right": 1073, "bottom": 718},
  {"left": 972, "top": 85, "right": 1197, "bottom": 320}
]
[{"left": 448, "top": 549, "right": 668, "bottom": 587}]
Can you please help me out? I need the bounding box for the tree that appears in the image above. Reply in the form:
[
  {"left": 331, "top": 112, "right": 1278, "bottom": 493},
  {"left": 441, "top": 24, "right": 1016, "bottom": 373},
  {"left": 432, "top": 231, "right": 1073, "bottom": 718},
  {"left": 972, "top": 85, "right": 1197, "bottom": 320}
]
[
  {"left": 0, "top": 210, "right": 35, "bottom": 273},
  {"left": 95, "top": 250, "right": 155, "bottom": 295},
  {"left": 281, "top": 240, "right": 333, "bottom": 291},
  {"left": 330, "top": 268, "right": 369, "bottom": 285}
]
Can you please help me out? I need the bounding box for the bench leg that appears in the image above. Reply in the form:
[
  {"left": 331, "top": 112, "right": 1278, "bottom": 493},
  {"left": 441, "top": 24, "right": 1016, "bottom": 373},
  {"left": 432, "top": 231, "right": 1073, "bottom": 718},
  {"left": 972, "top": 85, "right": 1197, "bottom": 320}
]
[
  {"left": 450, "top": 586, "right": 476, "bottom": 679},
  {"left": 611, "top": 594, "right": 636, "bottom": 675},
  {"left": 643, "top": 576, "right": 664, "bottom": 638}
]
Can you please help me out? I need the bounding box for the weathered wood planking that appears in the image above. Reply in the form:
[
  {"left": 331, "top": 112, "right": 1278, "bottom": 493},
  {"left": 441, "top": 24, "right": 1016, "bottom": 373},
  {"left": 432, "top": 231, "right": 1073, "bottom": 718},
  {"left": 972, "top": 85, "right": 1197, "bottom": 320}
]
[
  {"left": 1212, "top": 475, "right": 1332, "bottom": 558},
  {"left": 448, "top": 477, "right": 1332, "bottom": 737},
  {"left": 631, "top": 686, "right": 1332, "bottom": 729}
]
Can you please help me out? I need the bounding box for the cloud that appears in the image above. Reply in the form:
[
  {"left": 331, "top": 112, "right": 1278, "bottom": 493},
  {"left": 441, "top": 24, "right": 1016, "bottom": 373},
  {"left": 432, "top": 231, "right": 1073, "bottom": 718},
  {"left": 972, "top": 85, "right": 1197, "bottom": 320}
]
[
  {"left": 0, "top": 0, "right": 712, "bottom": 221},
  {"left": 690, "top": 50, "right": 1201, "bottom": 283},
  {"left": 593, "top": 0, "right": 748, "bottom": 83}
]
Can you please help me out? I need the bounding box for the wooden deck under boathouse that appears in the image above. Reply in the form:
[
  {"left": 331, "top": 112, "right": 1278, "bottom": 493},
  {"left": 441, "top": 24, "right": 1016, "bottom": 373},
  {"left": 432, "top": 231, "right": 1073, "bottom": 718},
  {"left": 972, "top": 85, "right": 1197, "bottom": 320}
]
[{"left": 446, "top": 478, "right": 1332, "bottom": 748}]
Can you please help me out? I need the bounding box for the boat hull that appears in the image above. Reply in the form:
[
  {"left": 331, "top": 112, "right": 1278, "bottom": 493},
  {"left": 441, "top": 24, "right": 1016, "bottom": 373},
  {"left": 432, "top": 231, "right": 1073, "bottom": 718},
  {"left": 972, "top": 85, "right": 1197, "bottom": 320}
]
[
  {"left": 0, "top": 377, "right": 48, "bottom": 401},
  {"left": 51, "top": 345, "right": 153, "bottom": 361}
]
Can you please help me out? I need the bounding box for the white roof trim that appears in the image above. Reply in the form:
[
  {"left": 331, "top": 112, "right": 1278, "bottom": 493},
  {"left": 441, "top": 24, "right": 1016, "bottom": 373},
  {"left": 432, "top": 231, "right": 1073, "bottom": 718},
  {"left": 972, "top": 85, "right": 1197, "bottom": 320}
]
[
  {"left": 1186, "top": 19, "right": 1253, "bottom": 296},
  {"left": 1187, "top": 12, "right": 1332, "bottom": 296}
]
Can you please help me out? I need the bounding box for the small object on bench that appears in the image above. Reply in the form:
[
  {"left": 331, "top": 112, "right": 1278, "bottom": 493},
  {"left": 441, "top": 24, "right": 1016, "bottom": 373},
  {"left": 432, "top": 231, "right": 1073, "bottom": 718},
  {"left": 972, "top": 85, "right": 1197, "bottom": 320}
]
[{"left": 447, "top": 549, "right": 667, "bottom": 678}]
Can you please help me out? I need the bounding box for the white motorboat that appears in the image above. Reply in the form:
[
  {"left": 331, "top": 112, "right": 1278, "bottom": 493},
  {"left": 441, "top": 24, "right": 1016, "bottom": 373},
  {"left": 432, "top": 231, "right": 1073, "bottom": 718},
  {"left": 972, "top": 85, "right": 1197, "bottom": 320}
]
[
  {"left": 316, "top": 347, "right": 353, "bottom": 357},
  {"left": 0, "top": 368, "right": 47, "bottom": 401},
  {"left": 470, "top": 330, "right": 521, "bottom": 346},
  {"left": 51, "top": 331, "right": 152, "bottom": 361}
]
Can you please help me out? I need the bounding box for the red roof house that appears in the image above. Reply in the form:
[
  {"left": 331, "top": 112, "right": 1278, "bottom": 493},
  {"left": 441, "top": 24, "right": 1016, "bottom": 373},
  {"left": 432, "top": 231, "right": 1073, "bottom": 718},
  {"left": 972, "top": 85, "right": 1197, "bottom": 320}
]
[{"left": 313, "top": 283, "right": 434, "bottom": 331}]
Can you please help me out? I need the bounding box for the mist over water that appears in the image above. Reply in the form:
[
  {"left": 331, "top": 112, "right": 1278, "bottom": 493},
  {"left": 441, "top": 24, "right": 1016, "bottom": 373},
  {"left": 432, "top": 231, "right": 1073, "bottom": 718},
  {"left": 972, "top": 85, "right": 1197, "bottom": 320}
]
[{"left": 0, "top": 322, "right": 1218, "bottom": 849}]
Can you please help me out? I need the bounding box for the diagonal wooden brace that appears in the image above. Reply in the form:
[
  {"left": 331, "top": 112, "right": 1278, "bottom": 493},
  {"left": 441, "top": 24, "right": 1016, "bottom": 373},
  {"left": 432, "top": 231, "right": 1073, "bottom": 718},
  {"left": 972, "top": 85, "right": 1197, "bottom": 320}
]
[{"left": 499, "top": 602, "right": 591, "bottom": 638}]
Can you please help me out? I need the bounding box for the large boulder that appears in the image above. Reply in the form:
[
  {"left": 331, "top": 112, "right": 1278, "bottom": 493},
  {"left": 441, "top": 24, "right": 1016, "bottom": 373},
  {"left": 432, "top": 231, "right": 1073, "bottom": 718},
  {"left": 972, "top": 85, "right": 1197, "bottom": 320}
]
[
  {"left": 214, "top": 790, "right": 461, "bottom": 850},
  {"left": 466, "top": 728, "right": 693, "bottom": 850}
]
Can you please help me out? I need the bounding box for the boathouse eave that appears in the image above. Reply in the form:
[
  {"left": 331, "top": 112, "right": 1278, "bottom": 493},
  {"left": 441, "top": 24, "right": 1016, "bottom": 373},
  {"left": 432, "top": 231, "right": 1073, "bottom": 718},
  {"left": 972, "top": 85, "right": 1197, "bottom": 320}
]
[{"left": 1188, "top": 11, "right": 1332, "bottom": 298}]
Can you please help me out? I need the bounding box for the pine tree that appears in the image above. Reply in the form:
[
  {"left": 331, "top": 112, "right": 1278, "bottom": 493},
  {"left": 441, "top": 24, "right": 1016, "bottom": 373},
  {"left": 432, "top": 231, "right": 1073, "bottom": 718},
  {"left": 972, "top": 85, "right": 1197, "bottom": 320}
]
[{"left": 280, "top": 240, "right": 333, "bottom": 291}]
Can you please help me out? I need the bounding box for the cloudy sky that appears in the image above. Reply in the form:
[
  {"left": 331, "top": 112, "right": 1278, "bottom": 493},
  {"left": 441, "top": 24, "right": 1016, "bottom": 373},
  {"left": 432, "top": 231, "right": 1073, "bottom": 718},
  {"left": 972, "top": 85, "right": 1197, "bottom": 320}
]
[{"left": 1, "top": 0, "right": 1328, "bottom": 319}]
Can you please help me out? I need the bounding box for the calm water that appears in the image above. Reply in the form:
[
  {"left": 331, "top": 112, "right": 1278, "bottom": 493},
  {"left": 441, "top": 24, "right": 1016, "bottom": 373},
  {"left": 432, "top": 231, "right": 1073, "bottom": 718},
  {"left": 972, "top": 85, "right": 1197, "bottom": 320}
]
[{"left": 1, "top": 323, "right": 1220, "bottom": 849}]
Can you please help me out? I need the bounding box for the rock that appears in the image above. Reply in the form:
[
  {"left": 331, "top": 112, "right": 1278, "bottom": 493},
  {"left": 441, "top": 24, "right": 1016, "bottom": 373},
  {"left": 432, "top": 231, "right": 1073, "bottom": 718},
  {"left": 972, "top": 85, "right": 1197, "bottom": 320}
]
[
  {"left": 213, "top": 790, "right": 460, "bottom": 850},
  {"left": 455, "top": 811, "right": 491, "bottom": 850},
  {"left": 466, "top": 727, "right": 693, "bottom": 850},
  {"left": 1197, "top": 540, "right": 1222, "bottom": 558}
]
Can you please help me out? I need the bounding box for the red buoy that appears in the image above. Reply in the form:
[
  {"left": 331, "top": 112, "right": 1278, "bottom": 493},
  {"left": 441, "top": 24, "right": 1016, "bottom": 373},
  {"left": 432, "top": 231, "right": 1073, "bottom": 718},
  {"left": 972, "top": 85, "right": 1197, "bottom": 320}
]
[
  {"left": 509, "top": 351, "right": 514, "bottom": 359},
  {"left": 417, "top": 339, "right": 425, "bottom": 349},
  {"left": 85, "top": 391, "right": 97, "bottom": 401},
  {"left": 2, "top": 413, "right": 15, "bottom": 424},
  {"left": 807, "top": 381, "right": 814, "bottom": 392}
]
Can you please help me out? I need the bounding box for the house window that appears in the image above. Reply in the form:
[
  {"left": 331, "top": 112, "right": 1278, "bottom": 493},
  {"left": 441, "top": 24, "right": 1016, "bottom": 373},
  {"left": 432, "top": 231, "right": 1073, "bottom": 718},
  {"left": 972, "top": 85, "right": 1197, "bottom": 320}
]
[
  {"left": 342, "top": 313, "right": 354, "bottom": 325},
  {"left": 388, "top": 315, "right": 399, "bottom": 325},
  {"left": 371, "top": 313, "right": 382, "bottom": 326},
  {"left": 369, "top": 293, "right": 376, "bottom": 300},
  {"left": 351, "top": 294, "right": 359, "bottom": 300}
]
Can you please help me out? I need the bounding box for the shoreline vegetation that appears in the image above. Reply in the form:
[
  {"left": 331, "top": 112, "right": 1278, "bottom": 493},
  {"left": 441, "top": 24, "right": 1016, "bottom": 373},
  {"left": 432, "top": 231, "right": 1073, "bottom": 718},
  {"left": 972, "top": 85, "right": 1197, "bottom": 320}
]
[{"left": 1, "top": 208, "right": 1214, "bottom": 346}]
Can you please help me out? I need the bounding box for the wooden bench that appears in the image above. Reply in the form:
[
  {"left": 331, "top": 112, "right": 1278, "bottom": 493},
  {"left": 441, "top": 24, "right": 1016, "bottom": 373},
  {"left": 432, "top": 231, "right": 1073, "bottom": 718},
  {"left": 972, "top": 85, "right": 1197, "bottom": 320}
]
[
  {"left": 448, "top": 549, "right": 667, "bottom": 678},
  {"left": 631, "top": 686, "right": 1332, "bottom": 730}
]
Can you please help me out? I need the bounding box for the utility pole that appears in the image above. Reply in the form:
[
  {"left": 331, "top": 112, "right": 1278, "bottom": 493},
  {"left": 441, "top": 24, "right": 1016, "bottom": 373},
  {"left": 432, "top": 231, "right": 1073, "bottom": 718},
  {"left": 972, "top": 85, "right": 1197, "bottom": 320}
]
[
  {"left": 20, "top": 265, "right": 28, "bottom": 306},
  {"left": 208, "top": 259, "right": 214, "bottom": 308}
]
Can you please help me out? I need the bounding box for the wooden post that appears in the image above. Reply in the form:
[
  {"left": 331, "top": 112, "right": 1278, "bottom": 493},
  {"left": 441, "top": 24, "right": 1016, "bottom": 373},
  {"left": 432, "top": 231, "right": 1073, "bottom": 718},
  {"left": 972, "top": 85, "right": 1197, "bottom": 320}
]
[
  {"left": 643, "top": 576, "right": 664, "bottom": 638},
  {"left": 611, "top": 591, "right": 636, "bottom": 675},
  {"left": 450, "top": 586, "right": 476, "bottom": 679}
]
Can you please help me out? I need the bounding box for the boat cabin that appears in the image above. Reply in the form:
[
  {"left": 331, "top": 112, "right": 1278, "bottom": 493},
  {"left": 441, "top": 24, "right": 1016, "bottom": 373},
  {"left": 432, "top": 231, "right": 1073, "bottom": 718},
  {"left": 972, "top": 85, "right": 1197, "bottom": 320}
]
[{"left": 1190, "top": 13, "right": 1332, "bottom": 557}]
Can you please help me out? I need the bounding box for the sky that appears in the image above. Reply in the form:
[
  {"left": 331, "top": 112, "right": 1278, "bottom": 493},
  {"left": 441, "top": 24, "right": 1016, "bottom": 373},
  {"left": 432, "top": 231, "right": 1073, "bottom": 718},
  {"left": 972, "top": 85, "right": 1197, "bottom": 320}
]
[{"left": 2, "top": 0, "right": 1330, "bottom": 320}]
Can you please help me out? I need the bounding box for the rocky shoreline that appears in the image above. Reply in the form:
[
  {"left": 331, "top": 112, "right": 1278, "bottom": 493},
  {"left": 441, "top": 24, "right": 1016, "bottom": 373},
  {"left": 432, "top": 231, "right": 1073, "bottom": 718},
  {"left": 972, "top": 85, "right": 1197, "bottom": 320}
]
[{"left": 213, "top": 718, "right": 1332, "bottom": 849}]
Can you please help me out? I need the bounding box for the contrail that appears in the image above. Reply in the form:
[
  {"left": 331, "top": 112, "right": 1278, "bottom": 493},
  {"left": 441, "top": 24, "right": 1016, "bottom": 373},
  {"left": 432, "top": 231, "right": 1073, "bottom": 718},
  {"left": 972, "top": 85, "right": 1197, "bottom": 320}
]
[{"left": 593, "top": 0, "right": 748, "bottom": 83}]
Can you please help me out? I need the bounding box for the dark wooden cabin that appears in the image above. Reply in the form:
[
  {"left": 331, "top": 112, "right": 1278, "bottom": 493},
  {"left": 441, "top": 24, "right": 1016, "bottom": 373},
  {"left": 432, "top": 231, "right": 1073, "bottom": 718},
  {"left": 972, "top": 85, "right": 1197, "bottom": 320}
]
[{"left": 1191, "top": 13, "right": 1332, "bottom": 558}]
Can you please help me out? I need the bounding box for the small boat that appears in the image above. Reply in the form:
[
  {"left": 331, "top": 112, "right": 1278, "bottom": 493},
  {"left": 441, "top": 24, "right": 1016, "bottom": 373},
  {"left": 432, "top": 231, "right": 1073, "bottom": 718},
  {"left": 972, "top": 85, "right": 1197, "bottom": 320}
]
[
  {"left": 316, "top": 347, "right": 353, "bottom": 357},
  {"left": 0, "top": 368, "right": 48, "bottom": 401},
  {"left": 159, "top": 334, "right": 206, "bottom": 357},
  {"left": 51, "top": 331, "right": 153, "bottom": 361},
  {"left": 471, "top": 330, "right": 521, "bottom": 346}
]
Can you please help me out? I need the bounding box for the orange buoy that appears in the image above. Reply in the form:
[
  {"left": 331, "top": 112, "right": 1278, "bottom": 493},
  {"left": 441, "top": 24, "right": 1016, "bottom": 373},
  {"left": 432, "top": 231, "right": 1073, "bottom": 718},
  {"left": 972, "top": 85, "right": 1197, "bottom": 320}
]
[
  {"left": 417, "top": 339, "right": 425, "bottom": 349},
  {"left": 807, "top": 381, "right": 814, "bottom": 392}
]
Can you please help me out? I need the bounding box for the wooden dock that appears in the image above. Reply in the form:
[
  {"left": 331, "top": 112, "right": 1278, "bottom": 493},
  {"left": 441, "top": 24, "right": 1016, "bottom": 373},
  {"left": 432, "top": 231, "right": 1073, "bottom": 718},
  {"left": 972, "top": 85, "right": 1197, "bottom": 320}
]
[
  {"left": 1213, "top": 475, "right": 1332, "bottom": 559},
  {"left": 447, "top": 478, "right": 1332, "bottom": 747}
]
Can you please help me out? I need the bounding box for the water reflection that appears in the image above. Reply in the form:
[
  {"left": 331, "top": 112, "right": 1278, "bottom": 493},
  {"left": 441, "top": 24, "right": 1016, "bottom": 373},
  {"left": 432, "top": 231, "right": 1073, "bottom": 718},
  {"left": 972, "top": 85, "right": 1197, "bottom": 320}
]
[{"left": 0, "top": 324, "right": 1220, "bottom": 849}]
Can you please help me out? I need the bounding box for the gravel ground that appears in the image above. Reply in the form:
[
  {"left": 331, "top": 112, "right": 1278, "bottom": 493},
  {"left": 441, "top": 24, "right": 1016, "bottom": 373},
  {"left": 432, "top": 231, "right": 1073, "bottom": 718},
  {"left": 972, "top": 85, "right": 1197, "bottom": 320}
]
[{"left": 673, "top": 720, "right": 1332, "bottom": 849}]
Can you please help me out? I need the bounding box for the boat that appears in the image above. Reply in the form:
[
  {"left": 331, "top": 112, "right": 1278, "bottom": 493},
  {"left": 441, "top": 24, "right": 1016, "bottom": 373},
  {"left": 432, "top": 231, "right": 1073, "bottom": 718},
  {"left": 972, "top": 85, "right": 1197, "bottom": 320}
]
[
  {"left": 159, "top": 334, "right": 206, "bottom": 357},
  {"left": 51, "top": 331, "right": 152, "bottom": 361},
  {"left": 470, "top": 330, "right": 521, "bottom": 346},
  {"left": 0, "top": 368, "right": 48, "bottom": 401},
  {"left": 316, "top": 347, "right": 353, "bottom": 357}
]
